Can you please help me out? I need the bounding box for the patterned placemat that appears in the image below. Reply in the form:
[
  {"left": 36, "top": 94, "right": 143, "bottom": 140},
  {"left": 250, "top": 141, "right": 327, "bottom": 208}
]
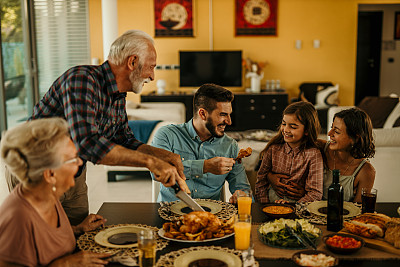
[
  {"left": 158, "top": 199, "right": 237, "bottom": 221},
  {"left": 77, "top": 224, "right": 168, "bottom": 257},
  {"left": 156, "top": 246, "right": 259, "bottom": 266},
  {"left": 295, "top": 202, "right": 362, "bottom": 225}
]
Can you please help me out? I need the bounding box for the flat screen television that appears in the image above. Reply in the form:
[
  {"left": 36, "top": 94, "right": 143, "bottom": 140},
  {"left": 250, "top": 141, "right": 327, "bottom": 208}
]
[{"left": 179, "top": 51, "right": 242, "bottom": 87}]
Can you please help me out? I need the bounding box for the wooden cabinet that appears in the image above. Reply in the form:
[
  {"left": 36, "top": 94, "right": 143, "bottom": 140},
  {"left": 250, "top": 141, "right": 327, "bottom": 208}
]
[
  {"left": 141, "top": 92, "right": 288, "bottom": 131},
  {"left": 231, "top": 92, "right": 288, "bottom": 131}
]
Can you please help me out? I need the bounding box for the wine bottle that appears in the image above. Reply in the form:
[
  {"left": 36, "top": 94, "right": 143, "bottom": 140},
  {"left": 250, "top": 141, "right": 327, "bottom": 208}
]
[{"left": 327, "top": 169, "right": 343, "bottom": 231}]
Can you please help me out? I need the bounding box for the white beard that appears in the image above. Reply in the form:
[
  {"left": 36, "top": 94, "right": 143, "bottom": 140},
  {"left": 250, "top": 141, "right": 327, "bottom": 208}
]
[{"left": 129, "top": 65, "right": 150, "bottom": 94}]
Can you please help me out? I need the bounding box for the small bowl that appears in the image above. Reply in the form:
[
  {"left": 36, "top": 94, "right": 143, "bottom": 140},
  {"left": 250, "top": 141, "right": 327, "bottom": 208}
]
[
  {"left": 323, "top": 233, "right": 365, "bottom": 254},
  {"left": 261, "top": 203, "right": 295, "bottom": 219},
  {"left": 292, "top": 250, "right": 338, "bottom": 267}
]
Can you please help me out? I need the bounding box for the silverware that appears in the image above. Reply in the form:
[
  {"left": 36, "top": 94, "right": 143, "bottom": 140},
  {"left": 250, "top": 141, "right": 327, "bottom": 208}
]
[
  {"left": 285, "top": 224, "right": 312, "bottom": 250},
  {"left": 171, "top": 184, "right": 205, "bottom": 212},
  {"left": 296, "top": 221, "right": 317, "bottom": 250},
  {"left": 296, "top": 222, "right": 317, "bottom": 249}
]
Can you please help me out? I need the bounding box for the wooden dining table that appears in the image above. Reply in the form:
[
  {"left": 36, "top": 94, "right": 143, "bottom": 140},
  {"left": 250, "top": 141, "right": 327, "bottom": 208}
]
[{"left": 96, "top": 202, "right": 400, "bottom": 266}]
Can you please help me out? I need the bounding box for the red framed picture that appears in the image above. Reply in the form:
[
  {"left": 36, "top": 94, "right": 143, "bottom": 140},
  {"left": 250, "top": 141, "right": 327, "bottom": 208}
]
[
  {"left": 235, "top": 0, "right": 278, "bottom": 36},
  {"left": 154, "top": 0, "right": 193, "bottom": 37},
  {"left": 395, "top": 12, "right": 400, "bottom": 40}
]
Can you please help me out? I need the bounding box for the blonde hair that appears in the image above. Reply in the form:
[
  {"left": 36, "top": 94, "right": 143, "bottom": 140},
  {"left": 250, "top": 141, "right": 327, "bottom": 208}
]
[
  {"left": 1, "top": 118, "right": 70, "bottom": 186},
  {"left": 108, "top": 30, "right": 154, "bottom": 66}
]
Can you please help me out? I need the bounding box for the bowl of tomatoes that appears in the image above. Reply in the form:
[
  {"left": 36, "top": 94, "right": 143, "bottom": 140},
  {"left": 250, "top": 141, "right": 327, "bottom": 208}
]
[{"left": 323, "top": 233, "right": 365, "bottom": 254}]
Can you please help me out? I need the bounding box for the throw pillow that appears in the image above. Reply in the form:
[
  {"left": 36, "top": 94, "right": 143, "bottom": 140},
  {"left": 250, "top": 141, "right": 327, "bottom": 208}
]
[{"left": 357, "top": 97, "right": 399, "bottom": 128}]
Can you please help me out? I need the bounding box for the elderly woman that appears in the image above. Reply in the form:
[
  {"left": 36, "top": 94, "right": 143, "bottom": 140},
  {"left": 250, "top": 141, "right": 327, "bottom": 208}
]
[
  {"left": 0, "top": 118, "right": 110, "bottom": 266},
  {"left": 320, "top": 107, "right": 375, "bottom": 202}
]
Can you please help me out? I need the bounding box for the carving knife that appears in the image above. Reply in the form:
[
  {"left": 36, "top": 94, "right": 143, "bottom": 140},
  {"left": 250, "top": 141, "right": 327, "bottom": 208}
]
[{"left": 171, "top": 184, "right": 205, "bottom": 212}]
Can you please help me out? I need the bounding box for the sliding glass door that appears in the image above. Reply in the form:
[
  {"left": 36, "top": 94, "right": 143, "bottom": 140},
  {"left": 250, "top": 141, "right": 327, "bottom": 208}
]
[
  {"left": 0, "top": 0, "right": 36, "bottom": 131},
  {"left": 0, "top": 0, "right": 90, "bottom": 133}
]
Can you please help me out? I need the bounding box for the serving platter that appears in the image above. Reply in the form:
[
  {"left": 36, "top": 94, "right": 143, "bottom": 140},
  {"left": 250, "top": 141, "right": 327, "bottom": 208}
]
[
  {"left": 258, "top": 220, "right": 322, "bottom": 250},
  {"left": 307, "top": 201, "right": 361, "bottom": 219},
  {"left": 158, "top": 199, "right": 237, "bottom": 221},
  {"left": 339, "top": 229, "right": 400, "bottom": 256},
  {"left": 158, "top": 229, "right": 234, "bottom": 243},
  {"left": 174, "top": 249, "right": 241, "bottom": 267}
]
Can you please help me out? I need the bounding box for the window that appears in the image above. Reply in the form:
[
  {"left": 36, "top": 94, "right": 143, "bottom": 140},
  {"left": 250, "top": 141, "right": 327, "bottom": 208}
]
[{"left": 34, "top": 0, "right": 90, "bottom": 97}]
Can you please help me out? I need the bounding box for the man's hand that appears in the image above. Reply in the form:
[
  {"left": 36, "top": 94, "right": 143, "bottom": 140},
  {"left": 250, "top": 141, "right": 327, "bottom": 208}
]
[
  {"left": 204, "top": 157, "right": 235, "bottom": 175},
  {"left": 163, "top": 152, "right": 187, "bottom": 182},
  {"left": 284, "top": 181, "right": 306, "bottom": 200},
  {"left": 149, "top": 158, "right": 190, "bottom": 194},
  {"left": 267, "top": 173, "right": 289, "bottom": 198}
]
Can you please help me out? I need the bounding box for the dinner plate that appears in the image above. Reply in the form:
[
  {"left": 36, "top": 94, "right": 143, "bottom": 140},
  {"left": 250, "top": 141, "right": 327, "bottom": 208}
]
[
  {"left": 158, "top": 229, "right": 234, "bottom": 243},
  {"left": 94, "top": 225, "right": 147, "bottom": 248},
  {"left": 170, "top": 199, "right": 222, "bottom": 216},
  {"left": 307, "top": 201, "right": 361, "bottom": 218},
  {"left": 173, "top": 249, "right": 241, "bottom": 267}
]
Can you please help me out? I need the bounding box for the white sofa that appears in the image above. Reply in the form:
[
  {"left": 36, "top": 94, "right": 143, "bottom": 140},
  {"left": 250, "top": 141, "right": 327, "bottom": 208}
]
[
  {"left": 327, "top": 101, "right": 400, "bottom": 202},
  {"left": 103, "top": 101, "right": 186, "bottom": 200}
]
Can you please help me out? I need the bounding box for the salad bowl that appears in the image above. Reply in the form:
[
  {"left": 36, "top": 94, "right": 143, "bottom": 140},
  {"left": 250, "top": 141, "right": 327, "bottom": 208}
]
[{"left": 258, "top": 218, "right": 321, "bottom": 249}]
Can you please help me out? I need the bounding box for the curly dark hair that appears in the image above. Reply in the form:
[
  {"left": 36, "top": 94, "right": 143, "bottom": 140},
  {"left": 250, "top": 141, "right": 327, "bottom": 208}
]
[
  {"left": 333, "top": 108, "right": 375, "bottom": 159},
  {"left": 193, "top": 84, "right": 234, "bottom": 116}
]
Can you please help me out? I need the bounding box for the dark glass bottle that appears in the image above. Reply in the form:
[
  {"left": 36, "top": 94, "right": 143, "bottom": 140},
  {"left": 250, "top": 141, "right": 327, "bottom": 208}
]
[{"left": 327, "top": 169, "right": 343, "bottom": 231}]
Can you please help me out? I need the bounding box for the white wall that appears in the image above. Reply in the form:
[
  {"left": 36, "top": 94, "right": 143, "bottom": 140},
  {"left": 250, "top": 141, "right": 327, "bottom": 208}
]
[{"left": 359, "top": 4, "right": 400, "bottom": 97}]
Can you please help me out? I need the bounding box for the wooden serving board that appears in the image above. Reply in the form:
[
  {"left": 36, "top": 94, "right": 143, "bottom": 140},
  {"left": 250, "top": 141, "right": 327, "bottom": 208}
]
[{"left": 339, "top": 229, "right": 400, "bottom": 256}]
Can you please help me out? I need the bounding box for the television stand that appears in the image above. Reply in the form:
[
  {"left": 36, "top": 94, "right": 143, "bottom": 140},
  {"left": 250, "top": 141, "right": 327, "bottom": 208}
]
[{"left": 141, "top": 91, "right": 288, "bottom": 131}]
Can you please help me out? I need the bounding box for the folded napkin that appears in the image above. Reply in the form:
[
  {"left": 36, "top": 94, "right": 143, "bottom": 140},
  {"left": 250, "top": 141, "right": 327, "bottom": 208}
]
[
  {"left": 242, "top": 248, "right": 256, "bottom": 267},
  {"left": 111, "top": 256, "right": 138, "bottom": 266}
]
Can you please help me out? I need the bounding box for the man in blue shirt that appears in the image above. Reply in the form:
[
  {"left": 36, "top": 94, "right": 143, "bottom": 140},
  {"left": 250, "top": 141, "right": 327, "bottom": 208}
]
[{"left": 151, "top": 84, "right": 251, "bottom": 202}]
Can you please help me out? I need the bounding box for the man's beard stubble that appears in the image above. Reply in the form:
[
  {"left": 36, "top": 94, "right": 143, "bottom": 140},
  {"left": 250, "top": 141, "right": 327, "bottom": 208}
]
[{"left": 205, "top": 117, "right": 225, "bottom": 138}]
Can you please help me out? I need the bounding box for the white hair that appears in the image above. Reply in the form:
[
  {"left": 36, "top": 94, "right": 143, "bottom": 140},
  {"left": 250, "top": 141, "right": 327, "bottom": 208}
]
[
  {"left": 108, "top": 30, "right": 154, "bottom": 66},
  {"left": 1, "top": 118, "right": 70, "bottom": 186}
]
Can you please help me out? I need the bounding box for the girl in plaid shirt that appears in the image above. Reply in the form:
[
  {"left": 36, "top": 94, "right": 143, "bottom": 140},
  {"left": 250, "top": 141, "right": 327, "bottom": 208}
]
[{"left": 255, "top": 102, "right": 324, "bottom": 203}]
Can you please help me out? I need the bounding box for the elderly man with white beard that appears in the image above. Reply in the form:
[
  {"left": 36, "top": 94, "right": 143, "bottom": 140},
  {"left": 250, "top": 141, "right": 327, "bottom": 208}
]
[{"left": 6, "top": 30, "right": 189, "bottom": 225}]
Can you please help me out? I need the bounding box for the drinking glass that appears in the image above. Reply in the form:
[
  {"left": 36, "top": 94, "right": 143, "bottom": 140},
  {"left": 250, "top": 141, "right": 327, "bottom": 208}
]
[
  {"left": 234, "top": 214, "right": 252, "bottom": 250},
  {"left": 237, "top": 189, "right": 252, "bottom": 215},
  {"left": 137, "top": 230, "right": 156, "bottom": 267},
  {"left": 361, "top": 188, "right": 377, "bottom": 214}
]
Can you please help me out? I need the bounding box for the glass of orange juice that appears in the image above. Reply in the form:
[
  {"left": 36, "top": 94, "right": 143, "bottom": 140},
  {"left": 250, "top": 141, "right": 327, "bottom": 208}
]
[
  {"left": 237, "top": 189, "right": 252, "bottom": 215},
  {"left": 234, "top": 213, "right": 252, "bottom": 250}
]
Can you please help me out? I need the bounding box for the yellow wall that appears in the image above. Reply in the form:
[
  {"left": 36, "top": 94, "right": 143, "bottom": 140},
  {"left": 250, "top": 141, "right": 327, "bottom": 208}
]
[{"left": 88, "top": 0, "right": 400, "bottom": 105}]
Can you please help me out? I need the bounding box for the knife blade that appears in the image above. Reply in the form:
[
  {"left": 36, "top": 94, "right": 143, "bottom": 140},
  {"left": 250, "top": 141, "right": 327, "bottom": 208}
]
[
  {"left": 171, "top": 184, "right": 205, "bottom": 212},
  {"left": 285, "top": 224, "right": 312, "bottom": 249},
  {"left": 296, "top": 221, "right": 317, "bottom": 250}
]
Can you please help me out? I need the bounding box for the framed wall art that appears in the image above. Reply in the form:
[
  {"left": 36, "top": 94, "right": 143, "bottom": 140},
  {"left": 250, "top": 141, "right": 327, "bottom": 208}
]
[
  {"left": 154, "top": 0, "right": 193, "bottom": 37},
  {"left": 235, "top": 0, "right": 278, "bottom": 36},
  {"left": 395, "top": 11, "right": 400, "bottom": 40}
]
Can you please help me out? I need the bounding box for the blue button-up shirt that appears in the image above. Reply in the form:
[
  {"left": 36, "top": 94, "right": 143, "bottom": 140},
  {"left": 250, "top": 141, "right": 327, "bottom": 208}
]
[{"left": 151, "top": 119, "right": 250, "bottom": 202}]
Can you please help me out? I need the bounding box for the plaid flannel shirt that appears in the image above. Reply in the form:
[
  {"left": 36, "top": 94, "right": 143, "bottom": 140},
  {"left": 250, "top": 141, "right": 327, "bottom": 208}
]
[
  {"left": 31, "top": 61, "right": 143, "bottom": 165},
  {"left": 255, "top": 142, "right": 323, "bottom": 203}
]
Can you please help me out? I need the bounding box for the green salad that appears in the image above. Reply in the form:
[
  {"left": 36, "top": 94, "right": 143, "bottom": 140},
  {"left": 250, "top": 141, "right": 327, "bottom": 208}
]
[{"left": 258, "top": 218, "right": 321, "bottom": 249}]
